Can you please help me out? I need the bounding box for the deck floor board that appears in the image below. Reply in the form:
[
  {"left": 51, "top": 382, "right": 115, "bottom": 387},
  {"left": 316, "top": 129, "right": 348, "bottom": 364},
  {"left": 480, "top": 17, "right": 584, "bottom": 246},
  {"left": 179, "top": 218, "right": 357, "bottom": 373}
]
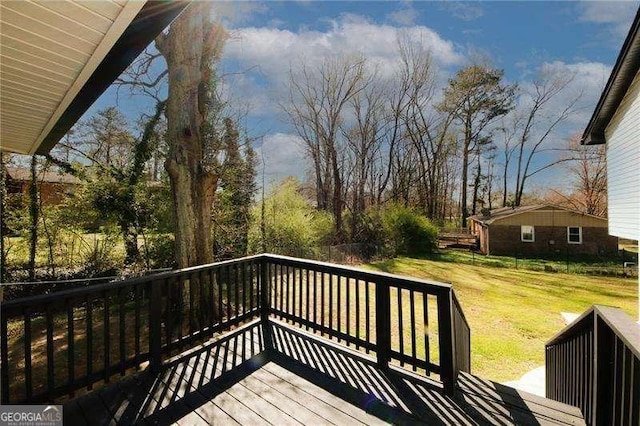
[{"left": 63, "top": 319, "right": 585, "bottom": 425}]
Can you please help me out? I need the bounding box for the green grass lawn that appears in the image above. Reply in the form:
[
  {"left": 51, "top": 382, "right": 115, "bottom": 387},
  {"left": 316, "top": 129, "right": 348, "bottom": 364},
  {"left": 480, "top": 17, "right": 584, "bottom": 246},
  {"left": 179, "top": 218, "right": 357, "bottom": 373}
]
[
  {"left": 6, "top": 233, "right": 127, "bottom": 269},
  {"left": 366, "top": 255, "right": 638, "bottom": 383}
]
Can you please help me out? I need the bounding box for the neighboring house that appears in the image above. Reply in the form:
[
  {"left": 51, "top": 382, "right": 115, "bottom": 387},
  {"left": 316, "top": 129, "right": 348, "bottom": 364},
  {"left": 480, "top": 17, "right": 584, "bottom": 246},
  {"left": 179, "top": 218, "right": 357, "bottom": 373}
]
[
  {"left": 5, "top": 167, "right": 81, "bottom": 206},
  {"left": 469, "top": 205, "right": 618, "bottom": 257},
  {"left": 582, "top": 6, "right": 640, "bottom": 319}
]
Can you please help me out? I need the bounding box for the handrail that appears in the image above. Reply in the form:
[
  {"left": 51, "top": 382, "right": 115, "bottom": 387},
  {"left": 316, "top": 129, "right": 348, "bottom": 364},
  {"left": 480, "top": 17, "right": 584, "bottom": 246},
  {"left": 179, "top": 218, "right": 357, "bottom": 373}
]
[
  {"left": 546, "top": 305, "right": 640, "bottom": 425},
  {"left": 547, "top": 305, "right": 640, "bottom": 358},
  {"left": 1, "top": 255, "right": 263, "bottom": 311},
  {"left": 593, "top": 305, "right": 640, "bottom": 358},
  {"left": 262, "top": 254, "right": 453, "bottom": 293},
  {"left": 1, "top": 268, "right": 171, "bottom": 288},
  {"left": 262, "top": 254, "right": 470, "bottom": 395},
  {"left": 1, "top": 253, "right": 470, "bottom": 403}
]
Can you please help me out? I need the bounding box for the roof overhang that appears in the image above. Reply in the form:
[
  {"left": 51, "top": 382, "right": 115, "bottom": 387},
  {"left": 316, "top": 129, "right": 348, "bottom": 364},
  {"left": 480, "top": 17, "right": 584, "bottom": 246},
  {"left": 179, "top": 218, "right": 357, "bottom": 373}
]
[
  {"left": 0, "top": 0, "right": 189, "bottom": 155},
  {"left": 581, "top": 6, "right": 640, "bottom": 146}
]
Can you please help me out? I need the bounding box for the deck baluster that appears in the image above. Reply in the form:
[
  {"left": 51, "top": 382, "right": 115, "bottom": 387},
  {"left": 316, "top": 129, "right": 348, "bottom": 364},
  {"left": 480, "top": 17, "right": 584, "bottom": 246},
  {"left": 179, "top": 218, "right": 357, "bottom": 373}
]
[{"left": 375, "top": 279, "right": 391, "bottom": 369}]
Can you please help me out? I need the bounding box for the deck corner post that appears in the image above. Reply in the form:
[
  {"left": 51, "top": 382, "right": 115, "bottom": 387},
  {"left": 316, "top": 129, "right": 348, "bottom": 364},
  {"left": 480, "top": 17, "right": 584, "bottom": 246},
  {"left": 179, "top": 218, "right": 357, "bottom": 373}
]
[
  {"left": 375, "top": 279, "right": 391, "bottom": 370},
  {"left": 593, "top": 310, "right": 614, "bottom": 426},
  {"left": 260, "top": 256, "right": 271, "bottom": 320},
  {"left": 260, "top": 256, "right": 274, "bottom": 351},
  {"left": 150, "top": 279, "right": 162, "bottom": 373},
  {"left": 437, "top": 289, "right": 456, "bottom": 396}
]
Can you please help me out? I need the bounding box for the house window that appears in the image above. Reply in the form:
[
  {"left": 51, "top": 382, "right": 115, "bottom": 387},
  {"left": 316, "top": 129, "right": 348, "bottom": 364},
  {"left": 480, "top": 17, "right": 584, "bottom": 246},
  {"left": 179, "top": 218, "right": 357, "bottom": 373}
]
[
  {"left": 567, "top": 227, "right": 582, "bottom": 244},
  {"left": 521, "top": 225, "right": 534, "bottom": 242}
]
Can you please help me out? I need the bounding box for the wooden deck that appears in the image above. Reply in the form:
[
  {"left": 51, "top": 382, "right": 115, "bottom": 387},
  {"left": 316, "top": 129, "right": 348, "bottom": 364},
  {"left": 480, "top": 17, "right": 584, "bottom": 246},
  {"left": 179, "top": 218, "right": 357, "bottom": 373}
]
[{"left": 63, "top": 319, "right": 585, "bottom": 425}]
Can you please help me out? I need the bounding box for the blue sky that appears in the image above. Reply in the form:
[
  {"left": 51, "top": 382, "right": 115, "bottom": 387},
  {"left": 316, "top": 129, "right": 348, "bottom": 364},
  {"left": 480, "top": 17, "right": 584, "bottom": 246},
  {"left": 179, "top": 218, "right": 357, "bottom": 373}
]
[{"left": 86, "top": 1, "right": 638, "bottom": 192}]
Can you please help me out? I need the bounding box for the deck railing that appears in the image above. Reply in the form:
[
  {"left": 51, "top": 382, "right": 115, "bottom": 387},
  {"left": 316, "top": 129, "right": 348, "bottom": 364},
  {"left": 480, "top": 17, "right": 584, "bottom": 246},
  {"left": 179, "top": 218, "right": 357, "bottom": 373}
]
[
  {"left": 1, "top": 253, "right": 470, "bottom": 403},
  {"left": 0, "top": 255, "right": 262, "bottom": 404},
  {"left": 262, "top": 254, "right": 470, "bottom": 394},
  {"left": 546, "top": 305, "right": 640, "bottom": 425}
]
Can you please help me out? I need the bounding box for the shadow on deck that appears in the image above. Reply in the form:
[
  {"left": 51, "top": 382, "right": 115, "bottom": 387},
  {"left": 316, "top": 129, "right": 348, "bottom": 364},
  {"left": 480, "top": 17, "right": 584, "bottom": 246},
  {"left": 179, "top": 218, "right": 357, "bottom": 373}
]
[{"left": 64, "top": 319, "right": 584, "bottom": 425}]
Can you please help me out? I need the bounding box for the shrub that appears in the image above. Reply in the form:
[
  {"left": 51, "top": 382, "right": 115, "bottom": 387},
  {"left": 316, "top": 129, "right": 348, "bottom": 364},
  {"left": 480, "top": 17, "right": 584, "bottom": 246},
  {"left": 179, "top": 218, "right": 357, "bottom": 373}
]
[
  {"left": 145, "top": 233, "right": 176, "bottom": 269},
  {"left": 381, "top": 204, "right": 438, "bottom": 255},
  {"left": 248, "top": 178, "right": 333, "bottom": 258}
]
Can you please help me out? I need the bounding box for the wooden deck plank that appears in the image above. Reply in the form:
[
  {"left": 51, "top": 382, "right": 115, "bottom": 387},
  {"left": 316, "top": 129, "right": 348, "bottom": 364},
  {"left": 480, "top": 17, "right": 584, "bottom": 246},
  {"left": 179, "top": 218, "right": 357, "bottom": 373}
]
[
  {"left": 62, "top": 399, "right": 89, "bottom": 426},
  {"left": 224, "top": 377, "right": 303, "bottom": 425},
  {"left": 190, "top": 398, "right": 241, "bottom": 426},
  {"left": 203, "top": 390, "right": 271, "bottom": 425},
  {"left": 73, "top": 388, "right": 114, "bottom": 425},
  {"left": 150, "top": 353, "right": 262, "bottom": 426},
  {"left": 61, "top": 319, "right": 585, "bottom": 426},
  {"left": 174, "top": 410, "right": 210, "bottom": 426},
  {"left": 153, "top": 351, "right": 269, "bottom": 425},
  {"left": 241, "top": 367, "right": 343, "bottom": 425},
  {"left": 269, "top": 353, "right": 424, "bottom": 425},
  {"left": 260, "top": 362, "right": 385, "bottom": 426},
  {"left": 457, "top": 373, "right": 585, "bottom": 425},
  {"left": 112, "top": 371, "right": 159, "bottom": 424}
]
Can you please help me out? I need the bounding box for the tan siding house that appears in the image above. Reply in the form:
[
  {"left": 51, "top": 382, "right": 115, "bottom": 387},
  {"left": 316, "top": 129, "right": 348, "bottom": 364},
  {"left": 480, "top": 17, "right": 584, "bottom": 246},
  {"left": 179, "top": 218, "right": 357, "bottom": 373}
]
[{"left": 469, "top": 205, "right": 617, "bottom": 257}]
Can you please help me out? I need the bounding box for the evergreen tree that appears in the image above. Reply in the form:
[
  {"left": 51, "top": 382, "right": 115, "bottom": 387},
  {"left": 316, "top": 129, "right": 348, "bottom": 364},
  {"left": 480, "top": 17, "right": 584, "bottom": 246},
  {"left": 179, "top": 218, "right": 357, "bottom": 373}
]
[{"left": 214, "top": 118, "right": 257, "bottom": 259}]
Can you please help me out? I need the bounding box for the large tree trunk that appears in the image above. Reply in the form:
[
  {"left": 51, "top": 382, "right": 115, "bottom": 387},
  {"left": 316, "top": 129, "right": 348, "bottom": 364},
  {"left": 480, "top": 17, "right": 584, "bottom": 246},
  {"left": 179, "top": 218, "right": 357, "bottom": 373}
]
[
  {"left": 461, "top": 141, "right": 470, "bottom": 228},
  {"left": 158, "top": 4, "right": 220, "bottom": 269},
  {"left": 157, "top": 3, "right": 225, "bottom": 326}
]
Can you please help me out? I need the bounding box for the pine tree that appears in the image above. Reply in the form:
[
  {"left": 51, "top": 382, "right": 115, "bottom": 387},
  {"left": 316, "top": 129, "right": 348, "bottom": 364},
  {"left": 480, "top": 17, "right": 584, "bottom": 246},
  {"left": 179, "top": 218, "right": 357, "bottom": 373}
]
[{"left": 214, "top": 118, "right": 257, "bottom": 259}]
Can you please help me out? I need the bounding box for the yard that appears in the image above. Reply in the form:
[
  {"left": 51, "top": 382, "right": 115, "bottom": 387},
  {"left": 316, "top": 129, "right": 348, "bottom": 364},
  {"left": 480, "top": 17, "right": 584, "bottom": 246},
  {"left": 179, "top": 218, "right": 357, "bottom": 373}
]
[{"left": 367, "top": 255, "right": 638, "bottom": 383}]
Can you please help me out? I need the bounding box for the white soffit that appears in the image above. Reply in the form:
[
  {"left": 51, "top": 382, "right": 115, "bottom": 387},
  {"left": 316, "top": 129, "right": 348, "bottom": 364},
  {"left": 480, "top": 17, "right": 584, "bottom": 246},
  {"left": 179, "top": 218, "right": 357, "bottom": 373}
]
[{"left": 0, "top": 0, "right": 146, "bottom": 155}]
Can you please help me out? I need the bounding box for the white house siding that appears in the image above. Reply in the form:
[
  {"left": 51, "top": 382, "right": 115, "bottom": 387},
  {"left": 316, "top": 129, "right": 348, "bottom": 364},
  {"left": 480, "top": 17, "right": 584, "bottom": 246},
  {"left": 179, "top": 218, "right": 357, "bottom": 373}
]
[{"left": 605, "top": 70, "right": 640, "bottom": 240}]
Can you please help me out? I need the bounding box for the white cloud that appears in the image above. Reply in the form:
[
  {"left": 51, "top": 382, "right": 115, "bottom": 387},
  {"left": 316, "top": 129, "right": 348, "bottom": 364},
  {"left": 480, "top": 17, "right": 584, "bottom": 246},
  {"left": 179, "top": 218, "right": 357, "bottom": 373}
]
[
  {"left": 225, "top": 15, "right": 464, "bottom": 84},
  {"left": 255, "top": 133, "right": 307, "bottom": 185},
  {"left": 537, "top": 60, "right": 612, "bottom": 127},
  {"left": 440, "top": 2, "right": 484, "bottom": 22},
  {"left": 215, "top": 1, "right": 269, "bottom": 27},
  {"left": 577, "top": 1, "right": 637, "bottom": 39},
  {"left": 222, "top": 14, "right": 465, "bottom": 129},
  {"left": 387, "top": 7, "right": 420, "bottom": 26}
]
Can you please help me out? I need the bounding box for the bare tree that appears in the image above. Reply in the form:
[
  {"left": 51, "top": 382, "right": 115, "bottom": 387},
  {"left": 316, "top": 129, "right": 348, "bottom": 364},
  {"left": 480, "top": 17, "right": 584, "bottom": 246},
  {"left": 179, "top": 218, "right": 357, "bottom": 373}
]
[
  {"left": 510, "top": 70, "right": 582, "bottom": 206},
  {"left": 497, "top": 121, "right": 519, "bottom": 206},
  {"left": 283, "top": 56, "right": 366, "bottom": 241},
  {"left": 394, "top": 39, "right": 458, "bottom": 221},
  {"left": 548, "top": 134, "right": 607, "bottom": 216},
  {"left": 343, "top": 74, "right": 387, "bottom": 239}
]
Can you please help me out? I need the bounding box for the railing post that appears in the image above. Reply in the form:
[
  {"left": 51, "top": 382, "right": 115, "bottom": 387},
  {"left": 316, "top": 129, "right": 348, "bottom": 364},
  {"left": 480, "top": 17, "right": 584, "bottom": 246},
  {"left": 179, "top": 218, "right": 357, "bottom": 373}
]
[
  {"left": 593, "top": 312, "right": 614, "bottom": 426},
  {"left": 260, "top": 257, "right": 270, "bottom": 321},
  {"left": 375, "top": 279, "right": 391, "bottom": 369},
  {"left": 261, "top": 257, "right": 274, "bottom": 351},
  {"left": 591, "top": 311, "right": 598, "bottom": 426},
  {"left": 1, "top": 307, "right": 9, "bottom": 404},
  {"left": 150, "top": 280, "right": 162, "bottom": 373},
  {"left": 437, "top": 289, "right": 456, "bottom": 396}
]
